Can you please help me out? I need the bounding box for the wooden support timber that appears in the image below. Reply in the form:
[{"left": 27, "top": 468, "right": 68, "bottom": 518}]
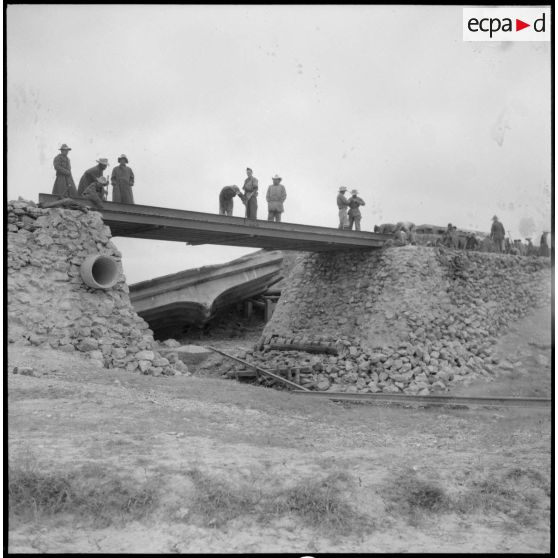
[{"left": 207, "top": 346, "right": 310, "bottom": 391}]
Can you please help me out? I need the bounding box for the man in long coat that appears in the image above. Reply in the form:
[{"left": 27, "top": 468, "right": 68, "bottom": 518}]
[
  {"left": 266, "top": 175, "right": 287, "bottom": 222},
  {"left": 242, "top": 167, "right": 258, "bottom": 219},
  {"left": 52, "top": 144, "right": 77, "bottom": 197},
  {"left": 337, "top": 186, "right": 349, "bottom": 229},
  {"left": 219, "top": 185, "right": 242, "bottom": 216},
  {"left": 347, "top": 189, "right": 366, "bottom": 231},
  {"left": 490, "top": 215, "right": 505, "bottom": 253},
  {"left": 111, "top": 154, "right": 135, "bottom": 203},
  {"left": 78, "top": 158, "right": 109, "bottom": 196}
]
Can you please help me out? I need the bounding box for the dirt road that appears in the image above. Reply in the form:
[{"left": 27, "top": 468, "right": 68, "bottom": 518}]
[{"left": 7, "top": 308, "right": 551, "bottom": 553}]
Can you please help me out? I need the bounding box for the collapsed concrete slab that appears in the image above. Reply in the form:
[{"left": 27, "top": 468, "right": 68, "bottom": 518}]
[{"left": 128, "top": 250, "right": 284, "bottom": 335}]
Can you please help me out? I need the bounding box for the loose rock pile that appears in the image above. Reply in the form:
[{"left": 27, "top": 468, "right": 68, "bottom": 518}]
[
  {"left": 216, "top": 245, "right": 551, "bottom": 394},
  {"left": 7, "top": 198, "right": 189, "bottom": 377}
]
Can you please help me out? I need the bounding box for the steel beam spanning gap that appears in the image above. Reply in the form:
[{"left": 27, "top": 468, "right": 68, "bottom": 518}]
[
  {"left": 187, "top": 233, "right": 254, "bottom": 246},
  {"left": 113, "top": 224, "right": 165, "bottom": 236}
]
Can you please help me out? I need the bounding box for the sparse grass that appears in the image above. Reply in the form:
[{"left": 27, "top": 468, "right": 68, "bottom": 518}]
[
  {"left": 453, "top": 467, "right": 549, "bottom": 526},
  {"left": 382, "top": 466, "right": 549, "bottom": 528},
  {"left": 382, "top": 468, "right": 450, "bottom": 524},
  {"left": 274, "top": 471, "right": 370, "bottom": 533},
  {"left": 186, "top": 468, "right": 263, "bottom": 528},
  {"left": 8, "top": 456, "right": 159, "bottom": 527},
  {"left": 186, "top": 468, "right": 371, "bottom": 535}
]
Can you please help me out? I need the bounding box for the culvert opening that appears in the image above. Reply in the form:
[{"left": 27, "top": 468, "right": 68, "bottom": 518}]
[{"left": 80, "top": 255, "right": 119, "bottom": 289}]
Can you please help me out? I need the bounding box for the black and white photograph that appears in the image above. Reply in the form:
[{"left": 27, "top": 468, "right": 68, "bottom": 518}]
[{"left": 6, "top": 3, "right": 552, "bottom": 553}]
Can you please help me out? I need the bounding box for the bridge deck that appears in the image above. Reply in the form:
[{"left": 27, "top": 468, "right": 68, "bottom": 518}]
[{"left": 38, "top": 194, "right": 392, "bottom": 251}]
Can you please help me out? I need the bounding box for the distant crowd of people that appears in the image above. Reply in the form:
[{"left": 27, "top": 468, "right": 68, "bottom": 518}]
[
  {"left": 51, "top": 144, "right": 135, "bottom": 208},
  {"left": 375, "top": 216, "right": 550, "bottom": 257}
]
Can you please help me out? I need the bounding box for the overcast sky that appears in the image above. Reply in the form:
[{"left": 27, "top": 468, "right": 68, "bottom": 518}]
[{"left": 7, "top": 5, "right": 551, "bottom": 283}]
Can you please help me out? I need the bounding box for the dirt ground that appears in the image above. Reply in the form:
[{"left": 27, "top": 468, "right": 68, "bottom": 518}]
[{"left": 7, "top": 307, "right": 552, "bottom": 553}]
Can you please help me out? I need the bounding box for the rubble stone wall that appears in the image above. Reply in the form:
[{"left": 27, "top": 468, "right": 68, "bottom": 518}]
[
  {"left": 7, "top": 199, "right": 188, "bottom": 376},
  {"left": 244, "top": 245, "right": 551, "bottom": 394}
]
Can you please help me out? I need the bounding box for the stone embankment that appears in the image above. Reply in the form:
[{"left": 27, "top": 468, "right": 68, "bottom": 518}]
[
  {"left": 216, "top": 246, "right": 551, "bottom": 394},
  {"left": 7, "top": 198, "right": 188, "bottom": 377}
]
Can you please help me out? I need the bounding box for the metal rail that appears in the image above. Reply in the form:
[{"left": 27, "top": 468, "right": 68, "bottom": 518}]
[
  {"left": 291, "top": 390, "right": 551, "bottom": 408},
  {"left": 207, "top": 346, "right": 311, "bottom": 391}
]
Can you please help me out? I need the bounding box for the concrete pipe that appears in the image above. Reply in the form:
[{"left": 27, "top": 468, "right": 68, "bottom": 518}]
[{"left": 80, "top": 254, "right": 119, "bottom": 289}]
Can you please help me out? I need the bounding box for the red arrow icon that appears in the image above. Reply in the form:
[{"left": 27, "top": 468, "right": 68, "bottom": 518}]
[{"left": 516, "top": 19, "right": 530, "bottom": 31}]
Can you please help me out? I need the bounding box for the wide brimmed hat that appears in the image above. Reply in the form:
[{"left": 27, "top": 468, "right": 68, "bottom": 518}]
[
  {"left": 117, "top": 154, "right": 129, "bottom": 163},
  {"left": 96, "top": 158, "right": 109, "bottom": 166},
  {"left": 272, "top": 174, "right": 282, "bottom": 180},
  {"left": 350, "top": 189, "right": 358, "bottom": 195},
  {"left": 338, "top": 186, "right": 347, "bottom": 192},
  {"left": 59, "top": 143, "right": 71, "bottom": 151}
]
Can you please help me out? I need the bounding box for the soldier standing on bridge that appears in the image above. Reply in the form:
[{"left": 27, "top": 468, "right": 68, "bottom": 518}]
[
  {"left": 52, "top": 144, "right": 77, "bottom": 197},
  {"left": 219, "top": 185, "right": 242, "bottom": 216},
  {"left": 111, "top": 154, "right": 135, "bottom": 204},
  {"left": 266, "top": 175, "right": 287, "bottom": 222},
  {"left": 242, "top": 167, "right": 258, "bottom": 219},
  {"left": 337, "top": 186, "right": 349, "bottom": 229},
  {"left": 347, "top": 189, "right": 365, "bottom": 231},
  {"left": 78, "top": 158, "right": 109, "bottom": 196}
]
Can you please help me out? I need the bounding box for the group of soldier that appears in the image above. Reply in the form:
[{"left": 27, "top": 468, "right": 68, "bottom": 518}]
[
  {"left": 51, "top": 147, "right": 550, "bottom": 256},
  {"left": 218, "top": 168, "right": 287, "bottom": 222},
  {"left": 435, "top": 216, "right": 549, "bottom": 256},
  {"left": 219, "top": 169, "right": 366, "bottom": 230},
  {"left": 52, "top": 144, "right": 135, "bottom": 208},
  {"left": 372, "top": 216, "right": 550, "bottom": 257}
]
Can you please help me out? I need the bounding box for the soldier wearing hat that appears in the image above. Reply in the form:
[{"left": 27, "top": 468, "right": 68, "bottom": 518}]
[
  {"left": 81, "top": 176, "right": 108, "bottom": 210},
  {"left": 337, "top": 186, "right": 349, "bottom": 229},
  {"left": 347, "top": 189, "right": 365, "bottom": 231},
  {"left": 219, "top": 185, "right": 242, "bottom": 216},
  {"left": 111, "top": 154, "right": 135, "bottom": 204},
  {"left": 266, "top": 174, "right": 287, "bottom": 222},
  {"left": 52, "top": 143, "right": 77, "bottom": 197},
  {"left": 78, "top": 158, "right": 109, "bottom": 196},
  {"left": 490, "top": 215, "right": 505, "bottom": 253},
  {"left": 242, "top": 167, "right": 259, "bottom": 219}
]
